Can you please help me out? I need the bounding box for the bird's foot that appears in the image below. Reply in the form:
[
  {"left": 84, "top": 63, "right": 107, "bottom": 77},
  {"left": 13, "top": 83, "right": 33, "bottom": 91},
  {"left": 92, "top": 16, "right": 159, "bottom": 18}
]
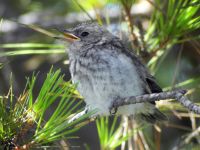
[
  {"left": 109, "top": 97, "right": 120, "bottom": 115},
  {"left": 68, "top": 107, "right": 89, "bottom": 123}
]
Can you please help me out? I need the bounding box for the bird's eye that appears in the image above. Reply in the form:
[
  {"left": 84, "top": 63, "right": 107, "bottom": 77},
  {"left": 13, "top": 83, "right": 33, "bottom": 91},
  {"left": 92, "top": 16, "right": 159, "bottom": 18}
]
[{"left": 80, "top": 31, "right": 89, "bottom": 37}]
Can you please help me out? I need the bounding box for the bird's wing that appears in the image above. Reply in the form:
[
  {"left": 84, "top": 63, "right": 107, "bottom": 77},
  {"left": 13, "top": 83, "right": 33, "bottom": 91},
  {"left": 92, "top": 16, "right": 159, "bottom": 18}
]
[
  {"left": 111, "top": 37, "right": 162, "bottom": 94},
  {"left": 108, "top": 37, "right": 168, "bottom": 122}
]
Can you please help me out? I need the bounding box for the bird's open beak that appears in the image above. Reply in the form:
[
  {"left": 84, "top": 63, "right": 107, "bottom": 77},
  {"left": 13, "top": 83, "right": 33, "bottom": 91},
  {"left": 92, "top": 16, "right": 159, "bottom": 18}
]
[
  {"left": 54, "top": 29, "right": 80, "bottom": 42},
  {"left": 62, "top": 32, "right": 80, "bottom": 42}
]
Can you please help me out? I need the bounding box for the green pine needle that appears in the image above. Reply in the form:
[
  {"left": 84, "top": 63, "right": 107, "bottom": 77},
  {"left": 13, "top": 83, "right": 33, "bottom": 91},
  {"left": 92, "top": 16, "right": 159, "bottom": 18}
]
[
  {"left": 145, "top": 0, "right": 200, "bottom": 73},
  {"left": 0, "top": 68, "right": 92, "bottom": 149},
  {"left": 96, "top": 117, "right": 134, "bottom": 150},
  {"left": 0, "top": 43, "right": 65, "bottom": 56}
]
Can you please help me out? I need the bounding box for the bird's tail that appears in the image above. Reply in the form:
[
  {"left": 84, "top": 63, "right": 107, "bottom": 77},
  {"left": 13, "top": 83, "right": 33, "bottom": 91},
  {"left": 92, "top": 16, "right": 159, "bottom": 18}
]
[{"left": 137, "top": 106, "right": 167, "bottom": 123}]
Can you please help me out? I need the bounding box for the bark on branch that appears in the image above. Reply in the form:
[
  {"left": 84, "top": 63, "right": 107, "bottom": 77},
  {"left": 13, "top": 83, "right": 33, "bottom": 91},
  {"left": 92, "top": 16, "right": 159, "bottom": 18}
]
[
  {"left": 69, "top": 89, "right": 200, "bottom": 123},
  {"left": 112, "top": 89, "right": 200, "bottom": 114}
]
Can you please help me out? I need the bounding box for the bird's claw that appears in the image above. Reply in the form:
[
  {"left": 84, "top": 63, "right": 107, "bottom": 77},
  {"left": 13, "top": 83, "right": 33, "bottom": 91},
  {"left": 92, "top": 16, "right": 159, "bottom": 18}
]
[
  {"left": 109, "top": 98, "right": 119, "bottom": 115},
  {"left": 109, "top": 107, "right": 118, "bottom": 115}
]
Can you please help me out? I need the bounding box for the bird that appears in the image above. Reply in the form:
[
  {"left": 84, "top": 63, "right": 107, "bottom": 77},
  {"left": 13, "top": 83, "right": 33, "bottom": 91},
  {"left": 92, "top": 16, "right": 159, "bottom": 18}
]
[{"left": 58, "top": 22, "right": 167, "bottom": 123}]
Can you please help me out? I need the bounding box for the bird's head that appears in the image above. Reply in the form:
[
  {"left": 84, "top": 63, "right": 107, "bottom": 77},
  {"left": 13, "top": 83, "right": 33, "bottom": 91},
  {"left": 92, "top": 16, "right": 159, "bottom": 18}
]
[{"left": 57, "top": 22, "right": 115, "bottom": 55}]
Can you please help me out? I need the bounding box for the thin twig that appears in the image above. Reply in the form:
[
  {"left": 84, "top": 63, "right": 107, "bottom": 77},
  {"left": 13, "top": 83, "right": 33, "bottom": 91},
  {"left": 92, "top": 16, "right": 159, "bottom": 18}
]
[
  {"left": 135, "top": 19, "right": 150, "bottom": 61},
  {"left": 189, "top": 40, "right": 200, "bottom": 56},
  {"left": 171, "top": 44, "right": 183, "bottom": 88},
  {"left": 121, "top": 1, "right": 140, "bottom": 53},
  {"left": 137, "top": 132, "right": 145, "bottom": 150},
  {"left": 138, "top": 129, "right": 150, "bottom": 150},
  {"left": 150, "top": 38, "right": 169, "bottom": 57},
  {"left": 154, "top": 127, "right": 161, "bottom": 150},
  {"left": 121, "top": 116, "right": 128, "bottom": 150},
  {"left": 60, "top": 140, "right": 70, "bottom": 150},
  {"left": 164, "top": 123, "right": 192, "bottom": 131},
  {"left": 175, "top": 112, "right": 200, "bottom": 118},
  {"left": 146, "top": 0, "right": 163, "bottom": 13},
  {"left": 72, "top": 0, "right": 94, "bottom": 21},
  {"left": 15, "top": 141, "right": 35, "bottom": 150},
  {"left": 184, "top": 126, "right": 200, "bottom": 144}
]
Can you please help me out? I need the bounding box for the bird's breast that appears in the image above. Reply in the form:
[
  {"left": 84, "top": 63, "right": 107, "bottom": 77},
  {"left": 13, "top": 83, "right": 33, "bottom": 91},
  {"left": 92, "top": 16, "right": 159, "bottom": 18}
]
[{"left": 69, "top": 50, "right": 143, "bottom": 114}]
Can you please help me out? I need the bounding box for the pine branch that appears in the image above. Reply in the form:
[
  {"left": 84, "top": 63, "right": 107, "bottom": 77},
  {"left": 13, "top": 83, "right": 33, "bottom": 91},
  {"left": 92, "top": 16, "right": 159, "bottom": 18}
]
[
  {"left": 69, "top": 90, "right": 200, "bottom": 123},
  {"left": 110, "top": 90, "right": 200, "bottom": 114}
]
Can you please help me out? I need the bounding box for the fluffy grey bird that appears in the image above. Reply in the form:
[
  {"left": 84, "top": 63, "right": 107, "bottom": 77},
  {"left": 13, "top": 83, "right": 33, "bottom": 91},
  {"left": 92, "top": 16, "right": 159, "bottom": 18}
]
[{"left": 59, "top": 22, "right": 167, "bottom": 123}]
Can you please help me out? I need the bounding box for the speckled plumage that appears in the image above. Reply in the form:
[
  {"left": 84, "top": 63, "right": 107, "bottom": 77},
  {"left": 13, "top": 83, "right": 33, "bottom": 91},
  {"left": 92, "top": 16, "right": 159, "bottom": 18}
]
[{"left": 66, "top": 22, "right": 166, "bottom": 123}]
